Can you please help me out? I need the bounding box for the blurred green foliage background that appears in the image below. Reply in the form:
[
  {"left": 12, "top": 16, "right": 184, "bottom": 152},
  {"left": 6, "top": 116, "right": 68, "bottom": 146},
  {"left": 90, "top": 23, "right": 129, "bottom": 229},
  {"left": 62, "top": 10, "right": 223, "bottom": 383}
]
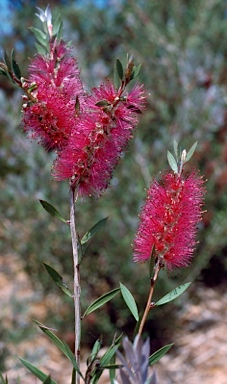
[{"left": 1, "top": 0, "right": 227, "bottom": 370}]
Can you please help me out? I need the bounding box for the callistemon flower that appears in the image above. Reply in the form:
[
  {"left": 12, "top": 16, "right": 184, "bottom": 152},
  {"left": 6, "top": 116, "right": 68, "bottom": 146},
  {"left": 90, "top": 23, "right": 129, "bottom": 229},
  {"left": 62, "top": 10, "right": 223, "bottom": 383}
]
[
  {"left": 133, "top": 171, "right": 205, "bottom": 269},
  {"left": 53, "top": 80, "right": 145, "bottom": 196},
  {"left": 22, "top": 40, "right": 84, "bottom": 150}
]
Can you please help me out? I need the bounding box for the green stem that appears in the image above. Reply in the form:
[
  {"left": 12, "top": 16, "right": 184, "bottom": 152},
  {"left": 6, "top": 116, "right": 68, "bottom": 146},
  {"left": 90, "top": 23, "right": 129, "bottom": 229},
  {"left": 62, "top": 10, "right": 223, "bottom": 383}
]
[{"left": 70, "top": 187, "right": 81, "bottom": 384}]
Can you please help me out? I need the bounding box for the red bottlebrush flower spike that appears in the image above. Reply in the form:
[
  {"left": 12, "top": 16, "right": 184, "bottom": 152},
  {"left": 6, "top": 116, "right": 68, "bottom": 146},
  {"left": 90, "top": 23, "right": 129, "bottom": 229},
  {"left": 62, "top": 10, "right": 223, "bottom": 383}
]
[
  {"left": 133, "top": 171, "right": 205, "bottom": 269},
  {"left": 22, "top": 40, "right": 84, "bottom": 151},
  {"left": 53, "top": 80, "right": 145, "bottom": 197}
]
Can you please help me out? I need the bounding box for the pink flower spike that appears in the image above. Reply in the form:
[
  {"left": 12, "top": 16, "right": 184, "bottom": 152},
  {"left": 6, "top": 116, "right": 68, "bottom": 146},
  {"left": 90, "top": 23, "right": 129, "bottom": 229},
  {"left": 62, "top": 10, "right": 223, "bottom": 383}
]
[
  {"left": 22, "top": 40, "right": 84, "bottom": 151},
  {"left": 53, "top": 79, "right": 145, "bottom": 197},
  {"left": 133, "top": 171, "right": 205, "bottom": 269}
]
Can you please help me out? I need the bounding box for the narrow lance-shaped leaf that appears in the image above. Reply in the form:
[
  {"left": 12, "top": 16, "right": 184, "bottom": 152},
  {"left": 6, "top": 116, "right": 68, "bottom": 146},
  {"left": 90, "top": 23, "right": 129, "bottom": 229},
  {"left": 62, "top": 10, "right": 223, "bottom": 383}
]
[
  {"left": 2, "top": 69, "right": 14, "bottom": 82},
  {"left": 30, "top": 27, "right": 47, "bottom": 46},
  {"left": 185, "top": 141, "right": 198, "bottom": 162},
  {"left": 18, "top": 357, "right": 57, "bottom": 384},
  {"left": 39, "top": 200, "right": 68, "bottom": 223},
  {"left": 0, "top": 372, "right": 7, "bottom": 384},
  {"left": 155, "top": 282, "right": 191, "bottom": 306},
  {"left": 52, "top": 13, "right": 63, "bottom": 36},
  {"left": 92, "top": 344, "right": 120, "bottom": 384},
  {"left": 91, "top": 338, "right": 102, "bottom": 361},
  {"left": 99, "top": 344, "right": 120, "bottom": 368},
  {"left": 43, "top": 263, "right": 72, "bottom": 298},
  {"left": 149, "top": 343, "right": 174, "bottom": 365},
  {"left": 173, "top": 140, "right": 179, "bottom": 160},
  {"left": 81, "top": 218, "right": 108, "bottom": 258},
  {"left": 0, "top": 67, "right": 7, "bottom": 76},
  {"left": 34, "top": 320, "right": 84, "bottom": 379},
  {"left": 56, "top": 21, "right": 63, "bottom": 41},
  {"left": 81, "top": 217, "right": 108, "bottom": 245},
  {"left": 167, "top": 151, "right": 178, "bottom": 173},
  {"left": 149, "top": 245, "right": 155, "bottom": 279},
  {"left": 43, "top": 376, "right": 52, "bottom": 384},
  {"left": 11, "top": 49, "right": 21, "bottom": 79},
  {"left": 109, "top": 354, "right": 116, "bottom": 384},
  {"left": 82, "top": 288, "right": 120, "bottom": 317},
  {"left": 87, "top": 334, "right": 122, "bottom": 384},
  {"left": 35, "top": 42, "right": 47, "bottom": 55},
  {"left": 120, "top": 283, "right": 139, "bottom": 321},
  {"left": 3, "top": 50, "right": 11, "bottom": 70},
  {"left": 130, "top": 63, "right": 142, "bottom": 80},
  {"left": 116, "top": 58, "right": 124, "bottom": 80},
  {"left": 114, "top": 64, "right": 120, "bottom": 89},
  {"left": 86, "top": 338, "right": 102, "bottom": 372},
  {"left": 71, "top": 369, "right": 76, "bottom": 384}
]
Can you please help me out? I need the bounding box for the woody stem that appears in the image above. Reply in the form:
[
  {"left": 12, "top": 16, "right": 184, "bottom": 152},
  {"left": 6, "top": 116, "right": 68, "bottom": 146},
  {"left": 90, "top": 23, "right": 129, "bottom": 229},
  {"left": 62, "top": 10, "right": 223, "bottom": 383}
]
[
  {"left": 138, "top": 260, "right": 162, "bottom": 336},
  {"left": 70, "top": 187, "right": 81, "bottom": 384}
]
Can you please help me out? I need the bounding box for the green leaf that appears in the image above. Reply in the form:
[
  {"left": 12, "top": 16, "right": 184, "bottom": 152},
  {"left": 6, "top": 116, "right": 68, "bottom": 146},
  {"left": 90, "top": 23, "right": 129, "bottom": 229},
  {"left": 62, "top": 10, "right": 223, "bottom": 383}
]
[
  {"left": 173, "top": 140, "right": 179, "bottom": 159},
  {"left": 100, "top": 363, "right": 122, "bottom": 370},
  {"left": 149, "top": 343, "right": 174, "bottom": 365},
  {"left": 113, "top": 64, "right": 120, "bottom": 89},
  {"left": 71, "top": 369, "right": 76, "bottom": 384},
  {"left": 11, "top": 49, "right": 21, "bottom": 79},
  {"left": 56, "top": 21, "right": 63, "bottom": 41},
  {"left": 130, "top": 63, "right": 142, "bottom": 80},
  {"left": 116, "top": 59, "right": 124, "bottom": 80},
  {"left": 86, "top": 338, "right": 102, "bottom": 370},
  {"left": 86, "top": 339, "right": 102, "bottom": 381},
  {"left": 43, "top": 376, "right": 52, "bottom": 384},
  {"left": 149, "top": 245, "right": 155, "bottom": 279},
  {"left": 34, "top": 320, "right": 84, "bottom": 379},
  {"left": 52, "top": 14, "right": 63, "bottom": 36},
  {"left": 155, "top": 282, "right": 191, "bottom": 306},
  {"left": 109, "top": 354, "right": 116, "bottom": 384},
  {"left": 2, "top": 68, "right": 14, "bottom": 82},
  {"left": 120, "top": 283, "right": 139, "bottom": 321},
  {"left": 167, "top": 151, "right": 178, "bottom": 173},
  {"left": 81, "top": 217, "right": 108, "bottom": 245},
  {"left": 91, "top": 338, "right": 102, "bottom": 361},
  {"left": 0, "top": 67, "right": 7, "bottom": 76},
  {"left": 83, "top": 288, "right": 120, "bottom": 317},
  {"left": 18, "top": 357, "right": 57, "bottom": 384},
  {"left": 185, "top": 141, "right": 198, "bottom": 162},
  {"left": 0, "top": 372, "right": 4, "bottom": 384},
  {"left": 39, "top": 200, "right": 68, "bottom": 223},
  {"left": 99, "top": 344, "right": 120, "bottom": 368},
  {"left": 3, "top": 50, "right": 11, "bottom": 70},
  {"left": 35, "top": 42, "right": 47, "bottom": 55},
  {"left": 92, "top": 344, "right": 120, "bottom": 383},
  {"left": 43, "top": 263, "right": 72, "bottom": 298},
  {"left": 30, "top": 27, "right": 47, "bottom": 46},
  {"left": 0, "top": 372, "right": 7, "bottom": 384}
]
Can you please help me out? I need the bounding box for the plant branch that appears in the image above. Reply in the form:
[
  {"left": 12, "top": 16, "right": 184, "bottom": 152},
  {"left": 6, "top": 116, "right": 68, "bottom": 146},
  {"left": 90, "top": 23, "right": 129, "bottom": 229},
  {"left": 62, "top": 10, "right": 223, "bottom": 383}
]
[
  {"left": 138, "top": 258, "right": 162, "bottom": 336},
  {"left": 70, "top": 186, "right": 81, "bottom": 384}
]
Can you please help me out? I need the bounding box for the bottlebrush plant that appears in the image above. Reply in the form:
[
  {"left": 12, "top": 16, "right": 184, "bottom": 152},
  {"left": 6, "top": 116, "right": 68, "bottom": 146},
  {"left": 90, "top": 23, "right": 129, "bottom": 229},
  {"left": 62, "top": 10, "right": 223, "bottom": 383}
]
[{"left": 0, "top": 5, "right": 205, "bottom": 384}]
